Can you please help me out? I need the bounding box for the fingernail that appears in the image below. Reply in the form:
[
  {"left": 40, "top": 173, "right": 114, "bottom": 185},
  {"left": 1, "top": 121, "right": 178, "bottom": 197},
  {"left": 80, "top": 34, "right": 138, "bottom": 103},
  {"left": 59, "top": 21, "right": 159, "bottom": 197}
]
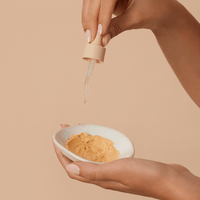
[
  {"left": 98, "top": 24, "right": 102, "bottom": 35},
  {"left": 66, "top": 164, "right": 80, "bottom": 175},
  {"left": 103, "top": 34, "right": 111, "bottom": 46},
  {"left": 85, "top": 29, "right": 91, "bottom": 43},
  {"left": 61, "top": 124, "right": 70, "bottom": 129}
]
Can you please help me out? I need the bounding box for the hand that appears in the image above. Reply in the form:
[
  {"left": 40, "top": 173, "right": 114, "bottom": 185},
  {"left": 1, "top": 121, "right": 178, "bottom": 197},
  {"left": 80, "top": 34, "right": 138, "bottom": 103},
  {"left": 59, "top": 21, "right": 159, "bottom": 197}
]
[
  {"left": 82, "top": 0, "right": 183, "bottom": 45},
  {"left": 54, "top": 124, "right": 200, "bottom": 200},
  {"left": 82, "top": 0, "right": 200, "bottom": 107}
]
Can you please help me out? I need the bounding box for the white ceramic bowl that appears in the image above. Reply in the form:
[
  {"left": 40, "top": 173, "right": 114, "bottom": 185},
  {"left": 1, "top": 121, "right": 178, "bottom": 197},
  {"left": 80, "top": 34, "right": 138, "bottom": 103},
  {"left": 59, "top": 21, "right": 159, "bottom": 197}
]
[{"left": 53, "top": 124, "right": 135, "bottom": 164}]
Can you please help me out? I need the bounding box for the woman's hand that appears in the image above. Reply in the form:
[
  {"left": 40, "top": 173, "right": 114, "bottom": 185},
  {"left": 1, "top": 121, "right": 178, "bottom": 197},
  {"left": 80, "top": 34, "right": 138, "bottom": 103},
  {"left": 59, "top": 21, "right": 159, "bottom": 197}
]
[
  {"left": 53, "top": 124, "right": 200, "bottom": 200},
  {"left": 82, "top": 0, "right": 182, "bottom": 45},
  {"left": 82, "top": 0, "right": 200, "bottom": 107}
]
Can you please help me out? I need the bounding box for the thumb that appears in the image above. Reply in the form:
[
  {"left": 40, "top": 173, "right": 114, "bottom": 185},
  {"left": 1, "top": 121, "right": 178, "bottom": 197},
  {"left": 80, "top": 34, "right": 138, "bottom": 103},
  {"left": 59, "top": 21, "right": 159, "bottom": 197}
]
[
  {"left": 102, "top": 9, "right": 142, "bottom": 46},
  {"left": 102, "top": 12, "right": 131, "bottom": 46},
  {"left": 66, "top": 161, "right": 118, "bottom": 181}
]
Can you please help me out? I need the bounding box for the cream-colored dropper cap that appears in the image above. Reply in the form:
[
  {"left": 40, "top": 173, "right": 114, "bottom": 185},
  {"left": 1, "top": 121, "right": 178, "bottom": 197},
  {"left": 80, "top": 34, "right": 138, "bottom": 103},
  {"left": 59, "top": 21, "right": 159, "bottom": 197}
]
[{"left": 82, "top": 35, "right": 106, "bottom": 63}]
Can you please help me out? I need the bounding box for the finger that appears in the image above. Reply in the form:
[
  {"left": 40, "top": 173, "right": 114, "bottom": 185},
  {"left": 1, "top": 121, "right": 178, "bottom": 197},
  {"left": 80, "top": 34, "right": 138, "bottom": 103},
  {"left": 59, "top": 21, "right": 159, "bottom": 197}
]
[
  {"left": 60, "top": 124, "right": 70, "bottom": 129},
  {"left": 98, "top": 0, "right": 117, "bottom": 35},
  {"left": 66, "top": 167, "right": 128, "bottom": 193},
  {"left": 65, "top": 163, "right": 129, "bottom": 192},
  {"left": 66, "top": 159, "right": 128, "bottom": 182},
  {"left": 82, "top": 0, "right": 101, "bottom": 42},
  {"left": 53, "top": 143, "right": 72, "bottom": 169},
  {"left": 53, "top": 142, "right": 93, "bottom": 183}
]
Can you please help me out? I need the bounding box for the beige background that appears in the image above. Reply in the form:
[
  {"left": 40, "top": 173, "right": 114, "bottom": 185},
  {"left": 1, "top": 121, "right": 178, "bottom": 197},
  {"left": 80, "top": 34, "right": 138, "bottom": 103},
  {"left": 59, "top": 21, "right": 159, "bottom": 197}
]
[{"left": 0, "top": 0, "right": 200, "bottom": 200}]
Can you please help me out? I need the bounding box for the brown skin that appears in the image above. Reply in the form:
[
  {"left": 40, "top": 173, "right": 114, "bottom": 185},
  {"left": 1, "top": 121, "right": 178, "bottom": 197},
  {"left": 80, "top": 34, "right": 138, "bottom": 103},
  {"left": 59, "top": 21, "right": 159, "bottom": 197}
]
[{"left": 54, "top": 0, "right": 200, "bottom": 199}]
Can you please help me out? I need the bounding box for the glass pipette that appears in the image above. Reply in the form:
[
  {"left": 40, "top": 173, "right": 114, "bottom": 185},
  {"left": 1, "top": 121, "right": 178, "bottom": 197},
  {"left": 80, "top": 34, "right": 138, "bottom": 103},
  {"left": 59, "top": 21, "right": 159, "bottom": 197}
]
[{"left": 84, "top": 59, "right": 96, "bottom": 104}]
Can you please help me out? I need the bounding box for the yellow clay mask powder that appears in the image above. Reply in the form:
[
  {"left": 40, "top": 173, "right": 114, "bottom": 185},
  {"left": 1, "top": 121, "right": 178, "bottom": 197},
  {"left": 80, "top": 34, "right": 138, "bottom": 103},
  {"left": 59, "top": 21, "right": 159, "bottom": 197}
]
[{"left": 65, "top": 132, "right": 119, "bottom": 163}]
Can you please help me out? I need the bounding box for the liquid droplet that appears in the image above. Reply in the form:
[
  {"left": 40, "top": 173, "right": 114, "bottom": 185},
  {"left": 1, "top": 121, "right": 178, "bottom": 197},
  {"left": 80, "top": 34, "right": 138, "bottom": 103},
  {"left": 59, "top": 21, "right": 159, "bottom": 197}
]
[{"left": 84, "top": 96, "right": 87, "bottom": 104}]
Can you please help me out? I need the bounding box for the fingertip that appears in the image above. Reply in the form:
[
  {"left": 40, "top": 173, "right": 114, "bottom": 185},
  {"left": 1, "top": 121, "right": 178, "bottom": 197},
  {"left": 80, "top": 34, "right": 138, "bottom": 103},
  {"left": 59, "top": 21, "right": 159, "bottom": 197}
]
[
  {"left": 102, "top": 34, "right": 111, "bottom": 46},
  {"left": 90, "top": 30, "right": 98, "bottom": 43},
  {"left": 85, "top": 27, "right": 98, "bottom": 43},
  {"left": 98, "top": 23, "right": 109, "bottom": 36},
  {"left": 61, "top": 124, "right": 70, "bottom": 129},
  {"left": 66, "top": 164, "right": 80, "bottom": 176},
  {"left": 85, "top": 29, "right": 91, "bottom": 43}
]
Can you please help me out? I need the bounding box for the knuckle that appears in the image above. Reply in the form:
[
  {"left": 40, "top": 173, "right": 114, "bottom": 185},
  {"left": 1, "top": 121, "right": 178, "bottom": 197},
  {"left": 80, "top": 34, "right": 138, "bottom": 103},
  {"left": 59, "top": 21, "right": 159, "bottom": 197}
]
[{"left": 112, "top": 23, "right": 122, "bottom": 36}]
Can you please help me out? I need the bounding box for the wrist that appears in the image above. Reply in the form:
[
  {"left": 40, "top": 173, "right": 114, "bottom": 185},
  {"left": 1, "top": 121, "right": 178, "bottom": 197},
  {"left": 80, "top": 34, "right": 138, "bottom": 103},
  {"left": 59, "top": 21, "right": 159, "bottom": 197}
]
[{"left": 164, "top": 165, "right": 200, "bottom": 200}]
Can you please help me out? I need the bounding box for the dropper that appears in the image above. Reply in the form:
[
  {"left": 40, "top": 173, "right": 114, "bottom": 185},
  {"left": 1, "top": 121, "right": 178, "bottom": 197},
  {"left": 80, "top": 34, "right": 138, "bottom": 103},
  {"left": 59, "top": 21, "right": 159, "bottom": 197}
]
[
  {"left": 84, "top": 59, "right": 96, "bottom": 104},
  {"left": 82, "top": 35, "right": 106, "bottom": 104}
]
